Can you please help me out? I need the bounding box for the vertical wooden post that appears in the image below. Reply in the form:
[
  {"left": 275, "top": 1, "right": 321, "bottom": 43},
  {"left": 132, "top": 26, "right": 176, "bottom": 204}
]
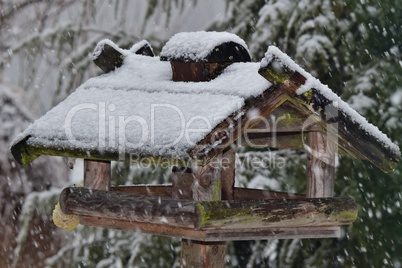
[
  {"left": 178, "top": 154, "right": 225, "bottom": 268},
  {"left": 181, "top": 240, "right": 225, "bottom": 268},
  {"left": 306, "top": 129, "right": 335, "bottom": 198},
  {"left": 172, "top": 166, "right": 194, "bottom": 199},
  {"left": 84, "top": 159, "right": 111, "bottom": 190},
  {"left": 221, "top": 147, "right": 236, "bottom": 200}
]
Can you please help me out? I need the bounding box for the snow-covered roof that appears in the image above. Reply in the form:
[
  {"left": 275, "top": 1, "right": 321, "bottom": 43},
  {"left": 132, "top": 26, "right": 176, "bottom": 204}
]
[
  {"left": 10, "top": 34, "right": 399, "bottom": 172},
  {"left": 10, "top": 52, "right": 270, "bottom": 165}
]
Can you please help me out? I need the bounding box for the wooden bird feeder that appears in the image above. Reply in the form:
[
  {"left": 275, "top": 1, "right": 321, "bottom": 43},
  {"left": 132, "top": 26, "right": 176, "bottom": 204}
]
[{"left": 10, "top": 31, "right": 400, "bottom": 267}]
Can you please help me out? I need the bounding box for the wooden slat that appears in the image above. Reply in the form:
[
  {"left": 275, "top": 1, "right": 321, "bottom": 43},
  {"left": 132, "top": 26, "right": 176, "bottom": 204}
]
[
  {"left": 109, "top": 185, "right": 305, "bottom": 201},
  {"left": 79, "top": 216, "right": 341, "bottom": 241},
  {"left": 204, "top": 226, "right": 341, "bottom": 241},
  {"left": 111, "top": 185, "right": 172, "bottom": 197},
  {"left": 248, "top": 100, "right": 316, "bottom": 133},
  {"left": 240, "top": 132, "right": 305, "bottom": 149},
  {"left": 234, "top": 188, "right": 304, "bottom": 200},
  {"left": 195, "top": 197, "right": 357, "bottom": 230}
]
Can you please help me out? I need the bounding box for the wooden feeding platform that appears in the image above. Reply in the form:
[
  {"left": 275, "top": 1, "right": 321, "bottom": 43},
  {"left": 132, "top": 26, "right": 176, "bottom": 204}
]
[
  {"left": 60, "top": 186, "right": 356, "bottom": 241},
  {"left": 10, "top": 31, "right": 400, "bottom": 267}
]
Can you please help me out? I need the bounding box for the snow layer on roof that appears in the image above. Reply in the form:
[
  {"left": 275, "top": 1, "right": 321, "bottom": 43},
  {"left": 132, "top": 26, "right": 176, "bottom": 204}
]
[
  {"left": 84, "top": 53, "right": 269, "bottom": 98},
  {"left": 160, "top": 31, "right": 249, "bottom": 61},
  {"left": 12, "top": 52, "right": 270, "bottom": 159},
  {"left": 262, "top": 46, "right": 400, "bottom": 156},
  {"left": 16, "top": 88, "right": 243, "bottom": 158}
]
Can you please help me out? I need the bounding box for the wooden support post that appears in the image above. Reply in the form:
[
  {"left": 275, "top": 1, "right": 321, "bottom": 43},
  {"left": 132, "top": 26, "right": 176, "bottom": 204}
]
[
  {"left": 306, "top": 130, "right": 336, "bottom": 198},
  {"left": 221, "top": 148, "right": 236, "bottom": 200},
  {"left": 84, "top": 159, "right": 111, "bottom": 190},
  {"left": 181, "top": 240, "right": 225, "bottom": 267},
  {"left": 172, "top": 166, "right": 223, "bottom": 268},
  {"left": 192, "top": 156, "right": 222, "bottom": 201},
  {"left": 172, "top": 166, "right": 194, "bottom": 199},
  {"left": 181, "top": 155, "right": 226, "bottom": 268}
]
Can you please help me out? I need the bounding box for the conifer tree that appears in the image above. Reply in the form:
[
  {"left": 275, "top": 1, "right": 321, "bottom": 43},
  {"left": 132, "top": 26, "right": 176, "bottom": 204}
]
[{"left": 214, "top": 0, "right": 402, "bottom": 266}]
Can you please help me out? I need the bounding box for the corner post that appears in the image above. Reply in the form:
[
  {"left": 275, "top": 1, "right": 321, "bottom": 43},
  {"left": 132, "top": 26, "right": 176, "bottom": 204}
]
[
  {"left": 306, "top": 127, "right": 335, "bottom": 198},
  {"left": 84, "top": 159, "right": 111, "bottom": 190},
  {"left": 180, "top": 154, "right": 226, "bottom": 268}
]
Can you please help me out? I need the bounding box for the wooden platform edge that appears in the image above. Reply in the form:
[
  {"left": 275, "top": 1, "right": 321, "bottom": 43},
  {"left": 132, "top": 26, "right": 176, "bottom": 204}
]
[{"left": 79, "top": 215, "right": 341, "bottom": 241}]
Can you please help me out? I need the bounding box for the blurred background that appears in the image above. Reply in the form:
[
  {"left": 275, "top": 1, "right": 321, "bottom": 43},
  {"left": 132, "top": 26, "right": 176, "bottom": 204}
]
[{"left": 0, "top": 0, "right": 401, "bottom": 267}]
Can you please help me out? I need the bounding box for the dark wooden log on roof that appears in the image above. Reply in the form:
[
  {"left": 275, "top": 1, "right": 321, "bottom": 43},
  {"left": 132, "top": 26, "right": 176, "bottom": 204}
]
[
  {"left": 93, "top": 40, "right": 154, "bottom": 73},
  {"left": 130, "top": 40, "right": 155, "bottom": 57},
  {"left": 161, "top": 41, "right": 251, "bottom": 82},
  {"left": 160, "top": 41, "right": 250, "bottom": 63},
  {"left": 93, "top": 43, "right": 125, "bottom": 73}
]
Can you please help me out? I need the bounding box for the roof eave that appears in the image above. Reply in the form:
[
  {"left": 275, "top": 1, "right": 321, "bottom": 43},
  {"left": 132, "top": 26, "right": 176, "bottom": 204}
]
[
  {"left": 258, "top": 54, "right": 400, "bottom": 173},
  {"left": 10, "top": 135, "right": 193, "bottom": 167}
]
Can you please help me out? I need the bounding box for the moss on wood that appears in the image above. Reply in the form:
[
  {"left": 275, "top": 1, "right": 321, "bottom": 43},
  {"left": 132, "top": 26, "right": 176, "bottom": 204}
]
[
  {"left": 195, "top": 197, "right": 358, "bottom": 230},
  {"left": 11, "top": 137, "right": 192, "bottom": 167},
  {"left": 258, "top": 59, "right": 295, "bottom": 84}
]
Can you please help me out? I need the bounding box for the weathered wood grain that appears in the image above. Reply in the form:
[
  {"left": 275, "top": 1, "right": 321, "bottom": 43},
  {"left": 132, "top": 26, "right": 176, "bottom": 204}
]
[
  {"left": 192, "top": 155, "right": 222, "bottom": 202},
  {"left": 110, "top": 185, "right": 172, "bottom": 197},
  {"left": 221, "top": 148, "right": 236, "bottom": 200},
  {"left": 109, "top": 185, "right": 305, "bottom": 201},
  {"left": 84, "top": 159, "right": 111, "bottom": 190},
  {"left": 61, "top": 188, "right": 357, "bottom": 232},
  {"left": 172, "top": 166, "right": 194, "bottom": 199},
  {"left": 79, "top": 216, "right": 341, "bottom": 241},
  {"left": 195, "top": 197, "right": 357, "bottom": 230},
  {"left": 233, "top": 187, "right": 304, "bottom": 200},
  {"left": 306, "top": 130, "right": 336, "bottom": 198},
  {"left": 60, "top": 187, "right": 195, "bottom": 227},
  {"left": 185, "top": 155, "right": 226, "bottom": 268}
]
